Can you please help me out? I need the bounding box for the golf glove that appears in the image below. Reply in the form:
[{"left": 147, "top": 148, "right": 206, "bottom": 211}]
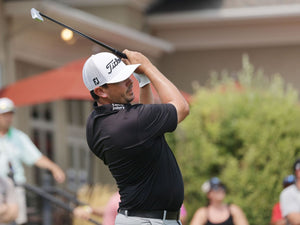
[{"left": 133, "top": 73, "right": 150, "bottom": 87}]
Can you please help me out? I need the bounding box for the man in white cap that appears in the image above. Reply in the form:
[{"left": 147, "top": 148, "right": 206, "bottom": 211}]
[
  {"left": 82, "top": 49, "right": 189, "bottom": 225},
  {"left": 0, "top": 97, "right": 65, "bottom": 224}
]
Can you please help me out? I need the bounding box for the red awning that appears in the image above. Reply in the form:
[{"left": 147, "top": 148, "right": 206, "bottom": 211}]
[{"left": 0, "top": 58, "right": 190, "bottom": 106}]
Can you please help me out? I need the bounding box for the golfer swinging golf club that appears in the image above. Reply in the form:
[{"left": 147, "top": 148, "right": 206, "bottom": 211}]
[{"left": 82, "top": 49, "right": 189, "bottom": 225}]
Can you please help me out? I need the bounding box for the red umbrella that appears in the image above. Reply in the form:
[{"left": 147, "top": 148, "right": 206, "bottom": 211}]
[{"left": 0, "top": 58, "right": 190, "bottom": 106}]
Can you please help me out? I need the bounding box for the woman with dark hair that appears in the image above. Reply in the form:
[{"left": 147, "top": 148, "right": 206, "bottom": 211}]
[{"left": 190, "top": 177, "right": 249, "bottom": 225}]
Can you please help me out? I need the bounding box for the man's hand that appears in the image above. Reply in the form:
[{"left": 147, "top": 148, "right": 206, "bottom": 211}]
[
  {"left": 122, "top": 50, "right": 153, "bottom": 75},
  {"left": 50, "top": 165, "right": 66, "bottom": 183},
  {"left": 122, "top": 49, "right": 189, "bottom": 123},
  {"left": 73, "top": 206, "right": 93, "bottom": 220},
  {"left": 35, "top": 156, "right": 66, "bottom": 183},
  {"left": 0, "top": 203, "right": 18, "bottom": 223}
]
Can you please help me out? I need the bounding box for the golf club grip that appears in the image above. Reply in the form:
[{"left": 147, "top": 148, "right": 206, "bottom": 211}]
[
  {"left": 113, "top": 50, "right": 127, "bottom": 59},
  {"left": 39, "top": 12, "right": 127, "bottom": 59}
]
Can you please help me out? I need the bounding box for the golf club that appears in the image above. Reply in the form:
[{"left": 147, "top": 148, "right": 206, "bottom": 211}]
[{"left": 30, "top": 8, "right": 127, "bottom": 59}]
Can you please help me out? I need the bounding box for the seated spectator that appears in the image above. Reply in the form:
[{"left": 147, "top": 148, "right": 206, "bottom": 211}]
[
  {"left": 190, "top": 177, "right": 249, "bottom": 225},
  {"left": 280, "top": 159, "right": 300, "bottom": 225},
  {"left": 271, "top": 174, "right": 295, "bottom": 225},
  {"left": 180, "top": 203, "right": 188, "bottom": 225},
  {"left": 73, "top": 191, "right": 187, "bottom": 225},
  {"left": 0, "top": 176, "right": 18, "bottom": 224}
]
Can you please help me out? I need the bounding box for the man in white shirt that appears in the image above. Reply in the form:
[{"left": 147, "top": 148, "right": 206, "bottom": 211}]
[
  {"left": 280, "top": 158, "right": 300, "bottom": 225},
  {"left": 0, "top": 97, "right": 65, "bottom": 224}
]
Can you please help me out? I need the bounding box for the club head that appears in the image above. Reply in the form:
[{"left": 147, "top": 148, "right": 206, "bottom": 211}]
[{"left": 31, "top": 8, "right": 44, "bottom": 22}]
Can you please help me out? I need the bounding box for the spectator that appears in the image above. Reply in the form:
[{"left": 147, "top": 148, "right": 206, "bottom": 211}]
[
  {"left": 73, "top": 192, "right": 187, "bottom": 225},
  {"left": 0, "top": 97, "right": 65, "bottom": 224},
  {"left": 0, "top": 176, "right": 18, "bottom": 225},
  {"left": 73, "top": 192, "right": 118, "bottom": 225},
  {"left": 180, "top": 203, "right": 188, "bottom": 225},
  {"left": 280, "top": 158, "right": 300, "bottom": 225},
  {"left": 271, "top": 174, "right": 295, "bottom": 225},
  {"left": 190, "top": 177, "right": 249, "bottom": 225}
]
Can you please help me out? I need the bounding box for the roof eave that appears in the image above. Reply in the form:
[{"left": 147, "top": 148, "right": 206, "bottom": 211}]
[
  {"left": 5, "top": 0, "right": 174, "bottom": 58},
  {"left": 148, "top": 4, "right": 300, "bottom": 27}
]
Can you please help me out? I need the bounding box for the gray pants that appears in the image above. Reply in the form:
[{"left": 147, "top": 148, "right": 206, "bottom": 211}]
[{"left": 115, "top": 213, "right": 182, "bottom": 225}]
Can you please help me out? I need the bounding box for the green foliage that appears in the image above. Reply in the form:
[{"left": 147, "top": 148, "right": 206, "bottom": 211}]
[{"left": 174, "top": 55, "right": 300, "bottom": 225}]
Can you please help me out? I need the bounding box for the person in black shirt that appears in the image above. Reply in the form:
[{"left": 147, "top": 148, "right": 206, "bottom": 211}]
[
  {"left": 190, "top": 177, "right": 249, "bottom": 225},
  {"left": 82, "top": 49, "right": 189, "bottom": 225}
]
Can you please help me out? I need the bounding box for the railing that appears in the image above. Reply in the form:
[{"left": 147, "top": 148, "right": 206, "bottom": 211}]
[{"left": 24, "top": 182, "right": 101, "bottom": 225}]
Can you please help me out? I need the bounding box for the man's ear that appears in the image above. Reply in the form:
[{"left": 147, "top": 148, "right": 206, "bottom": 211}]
[{"left": 94, "top": 86, "right": 108, "bottom": 98}]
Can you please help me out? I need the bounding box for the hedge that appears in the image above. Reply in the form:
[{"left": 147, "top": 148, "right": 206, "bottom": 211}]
[{"left": 169, "top": 55, "right": 300, "bottom": 225}]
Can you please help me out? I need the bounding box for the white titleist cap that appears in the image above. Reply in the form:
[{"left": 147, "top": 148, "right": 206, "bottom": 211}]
[
  {"left": 82, "top": 52, "right": 140, "bottom": 91},
  {"left": 0, "top": 97, "right": 15, "bottom": 114}
]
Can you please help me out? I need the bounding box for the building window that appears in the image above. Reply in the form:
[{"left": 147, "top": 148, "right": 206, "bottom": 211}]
[
  {"left": 30, "top": 103, "right": 55, "bottom": 185},
  {"left": 67, "top": 100, "right": 85, "bottom": 126},
  {"left": 66, "top": 144, "right": 90, "bottom": 192}
]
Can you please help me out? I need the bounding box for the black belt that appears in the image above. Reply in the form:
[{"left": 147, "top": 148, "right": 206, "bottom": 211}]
[{"left": 118, "top": 209, "right": 180, "bottom": 220}]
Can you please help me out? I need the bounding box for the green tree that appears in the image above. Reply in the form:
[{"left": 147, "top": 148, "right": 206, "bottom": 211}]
[{"left": 173, "top": 56, "right": 300, "bottom": 225}]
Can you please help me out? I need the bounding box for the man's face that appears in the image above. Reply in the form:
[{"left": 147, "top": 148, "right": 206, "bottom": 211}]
[
  {"left": 295, "top": 169, "right": 300, "bottom": 180},
  {"left": 0, "top": 112, "right": 14, "bottom": 130},
  {"left": 104, "top": 78, "right": 135, "bottom": 104}
]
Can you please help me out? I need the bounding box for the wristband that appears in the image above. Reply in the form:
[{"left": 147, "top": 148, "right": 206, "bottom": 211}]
[
  {"left": 133, "top": 73, "right": 150, "bottom": 87},
  {"left": 83, "top": 205, "right": 92, "bottom": 214}
]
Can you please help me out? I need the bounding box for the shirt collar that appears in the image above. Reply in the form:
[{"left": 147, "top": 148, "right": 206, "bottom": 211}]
[{"left": 93, "top": 102, "right": 131, "bottom": 115}]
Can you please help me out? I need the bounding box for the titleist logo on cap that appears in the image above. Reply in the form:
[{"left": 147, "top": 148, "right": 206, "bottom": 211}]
[{"left": 106, "top": 58, "right": 121, "bottom": 74}]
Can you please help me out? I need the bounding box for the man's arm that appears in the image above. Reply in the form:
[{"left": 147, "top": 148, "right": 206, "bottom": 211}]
[
  {"left": 139, "top": 84, "right": 154, "bottom": 104},
  {"left": 270, "top": 219, "right": 286, "bottom": 225},
  {"left": 0, "top": 178, "right": 18, "bottom": 223},
  {"left": 123, "top": 50, "right": 189, "bottom": 123},
  {"left": 0, "top": 203, "right": 18, "bottom": 223},
  {"left": 286, "top": 213, "right": 300, "bottom": 225},
  {"left": 133, "top": 73, "right": 154, "bottom": 104},
  {"left": 35, "top": 156, "right": 65, "bottom": 183}
]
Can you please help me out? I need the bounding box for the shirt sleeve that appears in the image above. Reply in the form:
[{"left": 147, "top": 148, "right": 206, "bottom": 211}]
[
  {"left": 280, "top": 187, "right": 300, "bottom": 217},
  {"left": 137, "top": 104, "right": 177, "bottom": 140},
  {"left": 15, "top": 130, "right": 42, "bottom": 165},
  {"left": 271, "top": 203, "right": 282, "bottom": 222}
]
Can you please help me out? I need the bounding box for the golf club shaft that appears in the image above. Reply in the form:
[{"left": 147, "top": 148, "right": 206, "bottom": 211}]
[{"left": 40, "top": 12, "right": 127, "bottom": 59}]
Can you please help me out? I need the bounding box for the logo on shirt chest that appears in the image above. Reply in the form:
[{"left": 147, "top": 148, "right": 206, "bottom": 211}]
[{"left": 112, "top": 104, "right": 125, "bottom": 111}]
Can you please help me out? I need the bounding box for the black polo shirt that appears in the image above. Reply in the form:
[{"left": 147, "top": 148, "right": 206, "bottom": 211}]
[{"left": 86, "top": 103, "right": 184, "bottom": 211}]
